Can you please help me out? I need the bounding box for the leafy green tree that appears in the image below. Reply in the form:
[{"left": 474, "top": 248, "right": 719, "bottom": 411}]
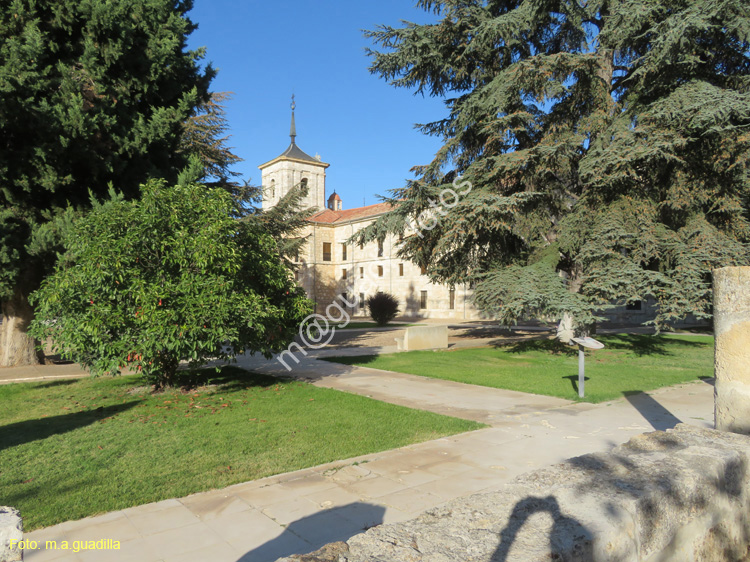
[
  {"left": 0, "top": 0, "right": 212, "bottom": 366},
  {"left": 29, "top": 181, "right": 312, "bottom": 390},
  {"left": 358, "top": 0, "right": 750, "bottom": 332}
]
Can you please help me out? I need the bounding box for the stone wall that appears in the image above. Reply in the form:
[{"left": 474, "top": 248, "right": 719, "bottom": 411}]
[
  {"left": 278, "top": 424, "right": 750, "bottom": 562},
  {"left": 0, "top": 506, "right": 22, "bottom": 562}
]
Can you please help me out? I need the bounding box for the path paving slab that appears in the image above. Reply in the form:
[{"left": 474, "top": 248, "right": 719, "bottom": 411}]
[{"left": 23, "top": 373, "right": 713, "bottom": 562}]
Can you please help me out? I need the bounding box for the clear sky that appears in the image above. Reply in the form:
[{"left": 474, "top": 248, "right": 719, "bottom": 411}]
[{"left": 186, "top": 1, "right": 444, "bottom": 209}]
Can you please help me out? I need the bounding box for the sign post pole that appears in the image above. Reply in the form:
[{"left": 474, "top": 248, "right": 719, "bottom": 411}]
[
  {"left": 571, "top": 337, "right": 605, "bottom": 399},
  {"left": 578, "top": 344, "right": 585, "bottom": 398}
]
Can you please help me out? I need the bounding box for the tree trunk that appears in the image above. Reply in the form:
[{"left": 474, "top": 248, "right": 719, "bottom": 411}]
[{"left": 1, "top": 290, "right": 44, "bottom": 367}]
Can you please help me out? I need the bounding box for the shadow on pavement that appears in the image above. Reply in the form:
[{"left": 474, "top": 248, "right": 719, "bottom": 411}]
[
  {"left": 237, "top": 502, "right": 385, "bottom": 562},
  {"left": 623, "top": 391, "right": 682, "bottom": 431}
]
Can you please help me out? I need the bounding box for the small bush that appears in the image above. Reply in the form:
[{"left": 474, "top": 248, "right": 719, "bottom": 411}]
[{"left": 367, "top": 292, "right": 400, "bottom": 326}]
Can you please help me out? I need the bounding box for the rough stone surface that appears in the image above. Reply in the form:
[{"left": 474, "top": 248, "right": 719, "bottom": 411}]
[
  {"left": 0, "top": 506, "right": 22, "bottom": 562},
  {"left": 277, "top": 425, "right": 750, "bottom": 562},
  {"left": 713, "top": 266, "right": 750, "bottom": 434}
]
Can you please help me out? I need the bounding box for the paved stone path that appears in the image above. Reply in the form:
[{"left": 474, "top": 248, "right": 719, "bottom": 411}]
[{"left": 21, "top": 345, "right": 714, "bottom": 562}]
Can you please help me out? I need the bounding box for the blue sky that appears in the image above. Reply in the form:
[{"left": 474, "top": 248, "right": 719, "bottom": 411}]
[{"left": 187, "top": 1, "right": 445, "bottom": 209}]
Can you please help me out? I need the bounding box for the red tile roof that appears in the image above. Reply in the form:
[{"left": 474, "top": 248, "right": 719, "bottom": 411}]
[{"left": 309, "top": 202, "right": 395, "bottom": 224}]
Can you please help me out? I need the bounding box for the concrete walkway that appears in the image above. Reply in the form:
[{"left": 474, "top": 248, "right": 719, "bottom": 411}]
[{"left": 22, "top": 348, "right": 714, "bottom": 562}]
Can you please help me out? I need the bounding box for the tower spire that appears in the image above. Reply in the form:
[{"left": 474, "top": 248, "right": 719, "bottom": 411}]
[{"left": 290, "top": 94, "right": 297, "bottom": 144}]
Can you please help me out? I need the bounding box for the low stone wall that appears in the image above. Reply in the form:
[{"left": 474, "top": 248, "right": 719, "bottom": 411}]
[
  {"left": 279, "top": 424, "right": 750, "bottom": 562},
  {"left": 0, "top": 507, "right": 22, "bottom": 562},
  {"left": 395, "top": 325, "right": 448, "bottom": 351}
]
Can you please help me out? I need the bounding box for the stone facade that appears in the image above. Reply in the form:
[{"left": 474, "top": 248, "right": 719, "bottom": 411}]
[{"left": 259, "top": 122, "right": 482, "bottom": 320}]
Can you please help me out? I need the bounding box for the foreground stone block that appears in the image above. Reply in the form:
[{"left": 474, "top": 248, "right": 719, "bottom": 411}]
[
  {"left": 395, "top": 325, "right": 448, "bottom": 351},
  {"left": 713, "top": 266, "right": 750, "bottom": 435},
  {"left": 0, "top": 507, "right": 22, "bottom": 562},
  {"left": 278, "top": 424, "right": 750, "bottom": 561}
]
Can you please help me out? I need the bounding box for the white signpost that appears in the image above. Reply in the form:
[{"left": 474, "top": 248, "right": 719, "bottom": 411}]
[{"left": 571, "top": 337, "right": 605, "bottom": 398}]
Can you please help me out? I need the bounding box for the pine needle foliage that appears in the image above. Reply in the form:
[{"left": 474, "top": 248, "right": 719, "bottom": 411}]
[
  {"left": 180, "top": 92, "right": 243, "bottom": 183},
  {"left": 357, "top": 0, "right": 750, "bottom": 329},
  {"left": 0, "top": 0, "right": 213, "bottom": 300},
  {"left": 253, "top": 181, "right": 319, "bottom": 266}
]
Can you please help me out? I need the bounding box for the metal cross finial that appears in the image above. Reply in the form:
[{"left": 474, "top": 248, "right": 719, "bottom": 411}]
[{"left": 289, "top": 94, "right": 297, "bottom": 143}]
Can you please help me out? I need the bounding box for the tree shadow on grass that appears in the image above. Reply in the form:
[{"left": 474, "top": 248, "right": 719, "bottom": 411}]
[
  {"left": 0, "top": 402, "right": 139, "bottom": 451},
  {"left": 172, "top": 365, "right": 287, "bottom": 393},
  {"left": 30, "top": 379, "right": 81, "bottom": 389},
  {"left": 505, "top": 339, "right": 578, "bottom": 356},
  {"left": 600, "top": 334, "right": 708, "bottom": 356},
  {"left": 507, "top": 334, "right": 709, "bottom": 358}
]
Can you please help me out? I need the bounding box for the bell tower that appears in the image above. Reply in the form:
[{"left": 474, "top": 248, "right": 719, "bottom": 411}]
[{"left": 259, "top": 96, "right": 329, "bottom": 211}]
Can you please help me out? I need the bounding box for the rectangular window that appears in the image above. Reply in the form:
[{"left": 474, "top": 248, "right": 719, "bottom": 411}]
[
  {"left": 399, "top": 263, "right": 404, "bottom": 277},
  {"left": 420, "top": 291, "right": 428, "bottom": 309},
  {"left": 342, "top": 268, "right": 347, "bottom": 280},
  {"left": 359, "top": 293, "right": 365, "bottom": 311},
  {"left": 378, "top": 265, "right": 384, "bottom": 277},
  {"left": 420, "top": 265, "right": 427, "bottom": 275},
  {"left": 341, "top": 243, "right": 347, "bottom": 261},
  {"left": 626, "top": 300, "right": 643, "bottom": 311},
  {"left": 322, "top": 242, "right": 332, "bottom": 262},
  {"left": 449, "top": 288, "right": 455, "bottom": 310},
  {"left": 378, "top": 240, "right": 384, "bottom": 257},
  {"left": 359, "top": 267, "right": 364, "bottom": 279}
]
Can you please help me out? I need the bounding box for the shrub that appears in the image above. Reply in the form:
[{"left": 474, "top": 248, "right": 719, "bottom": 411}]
[
  {"left": 29, "top": 180, "right": 312, "bottom": 390},
  {"left": 367, "top": 292, "right": 400, "bottom": 326}
]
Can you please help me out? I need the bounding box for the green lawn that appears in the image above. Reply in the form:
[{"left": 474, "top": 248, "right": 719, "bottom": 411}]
[
  {"left": 325, "top": 334, "right": 714, "bottom": 403},
  {"left": 0, "top": 367, "right": 481, "bottom": 530}
]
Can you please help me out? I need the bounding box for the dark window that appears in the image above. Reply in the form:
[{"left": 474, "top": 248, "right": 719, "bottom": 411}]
[
  {"left": 378, "top": 240, "right": 384, "bottom": 257},
  {"left": 378, "top": 265, "right": 384, "bottom": 277},
  {"left": 300, "top": 177, "right": 308, "bottom": 190},
  {"left": 420, "top": 265, "right": 427, "bottom": 275},
  {"left": 449, "top": 289, "right": 455, "bottom": 310},
  {"left": 359, "top": 293, "right": 365, "bottom": 311},
  {"left": 341, "top": 243, "right": 347, "bottom": 261},
  {"left": 626, "top": 300, "right": 642, "bottom": 311},
  {"left": 323, "top": 242, "right": 332, "bottom": 262},
  {"left": 270, "top": 179, "right": 275, "bottom": 198},
  {"left": 359, "top": 267, "right": 364, "bottom": 279},
  {"left": 342, "top": 268, "right": 347, "bottom": 279},
  {"left": 420, "top": 291, "right": 427, "bottom": 309},
  {"left": 399, "top": 263, "right": 404, "bottom": 277}
]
